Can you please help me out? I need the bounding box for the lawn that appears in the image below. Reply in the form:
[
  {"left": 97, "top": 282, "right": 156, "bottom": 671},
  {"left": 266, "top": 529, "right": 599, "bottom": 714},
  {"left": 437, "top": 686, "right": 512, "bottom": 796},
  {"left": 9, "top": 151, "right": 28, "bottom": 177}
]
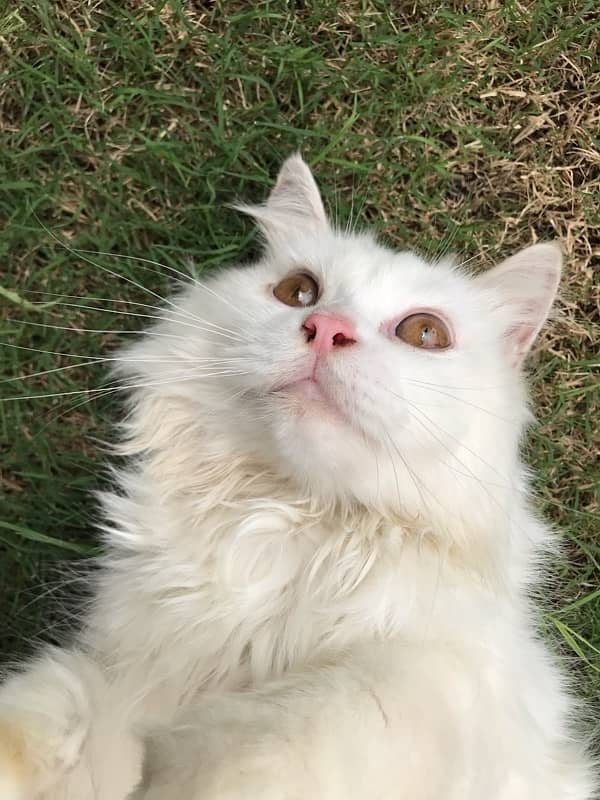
[{"left": 0, "top": 0, "right": 598, "bottom": 723}]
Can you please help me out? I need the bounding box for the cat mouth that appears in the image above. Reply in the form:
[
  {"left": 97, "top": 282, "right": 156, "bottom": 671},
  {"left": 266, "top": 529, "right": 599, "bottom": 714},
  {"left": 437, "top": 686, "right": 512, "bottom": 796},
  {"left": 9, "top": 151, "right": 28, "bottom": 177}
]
[
  {"left": 273, "top": 373, "right": 347, "bottom": 421},
  {"left": 283, "top": 377, "right": 330, "bottom": 403}
]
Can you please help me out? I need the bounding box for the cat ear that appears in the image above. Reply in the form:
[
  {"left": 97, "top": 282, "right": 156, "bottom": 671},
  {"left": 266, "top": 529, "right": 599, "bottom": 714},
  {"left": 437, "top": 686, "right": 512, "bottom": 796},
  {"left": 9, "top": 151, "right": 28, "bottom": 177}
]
[
  {"left": 235, "top": 154, "right": 328, "bottom": 239},
  {"left": 476, "top": 242, "right": 562, "bottom": 367}
]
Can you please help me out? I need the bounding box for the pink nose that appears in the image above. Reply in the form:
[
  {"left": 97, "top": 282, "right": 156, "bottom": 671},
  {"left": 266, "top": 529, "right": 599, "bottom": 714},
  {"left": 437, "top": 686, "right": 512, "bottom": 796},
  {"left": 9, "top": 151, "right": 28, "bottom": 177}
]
[{"left": 302, "top": 313, "right": 356, "bottom": 355}]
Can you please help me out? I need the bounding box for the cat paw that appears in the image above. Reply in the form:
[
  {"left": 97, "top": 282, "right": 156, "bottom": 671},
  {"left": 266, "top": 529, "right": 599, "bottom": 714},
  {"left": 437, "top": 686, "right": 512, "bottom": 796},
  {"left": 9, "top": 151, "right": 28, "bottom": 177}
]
[
  {"left": 0, "top": 722, "right": 27, "bottom": 800},
  {"left": 0, "top": 649, "right": 93, "bottom": 798},
  {"left": 0, "top": 708, "right": 89, "bottom": 797}
]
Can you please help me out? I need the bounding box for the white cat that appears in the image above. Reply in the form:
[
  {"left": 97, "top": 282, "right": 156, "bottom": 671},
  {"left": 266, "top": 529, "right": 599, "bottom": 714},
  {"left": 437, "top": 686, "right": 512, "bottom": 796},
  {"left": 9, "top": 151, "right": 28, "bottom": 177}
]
[{"left": 0, "top": 155, "right": 595, "bottom": 799}]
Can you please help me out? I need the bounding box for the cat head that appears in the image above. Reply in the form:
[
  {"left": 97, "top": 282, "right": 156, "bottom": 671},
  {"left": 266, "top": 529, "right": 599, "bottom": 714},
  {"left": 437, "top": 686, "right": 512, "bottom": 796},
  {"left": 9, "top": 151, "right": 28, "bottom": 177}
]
[{"left": 121, "top": 155, "right": 561, "bottom": 534}]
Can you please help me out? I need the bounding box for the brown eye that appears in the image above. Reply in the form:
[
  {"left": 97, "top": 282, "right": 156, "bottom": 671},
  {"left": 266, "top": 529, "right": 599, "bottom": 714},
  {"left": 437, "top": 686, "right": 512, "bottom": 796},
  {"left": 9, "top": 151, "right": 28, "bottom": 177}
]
[
  {"left": 395, "top": 313, "right": 451, "bottom": 350},
  {"left": 273, "top": 272, "right": 319, "bottom": 308}
]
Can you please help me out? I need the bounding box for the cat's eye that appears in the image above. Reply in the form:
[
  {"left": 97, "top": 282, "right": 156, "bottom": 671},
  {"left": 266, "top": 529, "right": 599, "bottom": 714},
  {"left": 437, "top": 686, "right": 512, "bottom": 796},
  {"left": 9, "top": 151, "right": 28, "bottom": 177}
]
[
  {"left": 395, "top": 313, "right": 451, "bottom": 350},
  {"left": 273, "top": 272, "right": 319, "bottom": 308}
]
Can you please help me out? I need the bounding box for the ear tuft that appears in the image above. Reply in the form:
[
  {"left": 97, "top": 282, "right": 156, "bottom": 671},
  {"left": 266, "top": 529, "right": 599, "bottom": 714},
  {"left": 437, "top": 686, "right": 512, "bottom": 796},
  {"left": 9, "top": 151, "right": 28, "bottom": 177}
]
[
  {"left": 234, "top": 154, "right": 328, "bottom": 240},
  {"left": 477, "top": 242, "right": 562, "bottom": 367}
]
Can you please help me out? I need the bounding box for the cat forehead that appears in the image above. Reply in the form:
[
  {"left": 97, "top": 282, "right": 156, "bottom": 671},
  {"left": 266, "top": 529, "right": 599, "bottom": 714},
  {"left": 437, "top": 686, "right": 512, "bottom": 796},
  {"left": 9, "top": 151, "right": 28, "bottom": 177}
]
[
  {"left": 262, "top": 230, "right": 477, "bottom": 309},
  {"left": 266, "top": 230, "right": 400, "bottom": 277}
]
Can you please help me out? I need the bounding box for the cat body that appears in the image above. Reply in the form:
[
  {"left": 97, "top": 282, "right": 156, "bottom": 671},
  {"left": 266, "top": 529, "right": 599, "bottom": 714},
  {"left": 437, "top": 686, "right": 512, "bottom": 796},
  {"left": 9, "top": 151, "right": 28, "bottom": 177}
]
[{"left": 0, "top": 155, "right": 596, "bottom": 799}]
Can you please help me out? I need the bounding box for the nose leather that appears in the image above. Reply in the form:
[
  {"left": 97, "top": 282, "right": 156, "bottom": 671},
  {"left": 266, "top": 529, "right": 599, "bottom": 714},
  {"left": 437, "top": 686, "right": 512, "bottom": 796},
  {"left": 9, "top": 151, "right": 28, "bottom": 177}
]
[{"left": 302, "top": 313, "right": 357, "bottom": 355}]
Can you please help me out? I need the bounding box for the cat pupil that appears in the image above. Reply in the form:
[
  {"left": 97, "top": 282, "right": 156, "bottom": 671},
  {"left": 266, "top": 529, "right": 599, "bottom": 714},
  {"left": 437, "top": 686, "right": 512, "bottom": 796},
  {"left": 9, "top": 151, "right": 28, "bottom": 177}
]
[{"left": 422, "top": 325, "right": 436, "bottom": 345}]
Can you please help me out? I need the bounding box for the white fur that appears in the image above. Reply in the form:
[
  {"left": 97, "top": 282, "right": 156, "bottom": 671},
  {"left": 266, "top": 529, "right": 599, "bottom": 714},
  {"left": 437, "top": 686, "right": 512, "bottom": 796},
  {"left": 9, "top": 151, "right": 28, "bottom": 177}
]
[
  {"left": 0, "top": 155, "right": 595, "bottom": 799},
  {"left": 0, "top": 650, "right": 143, "bottom": 799}
]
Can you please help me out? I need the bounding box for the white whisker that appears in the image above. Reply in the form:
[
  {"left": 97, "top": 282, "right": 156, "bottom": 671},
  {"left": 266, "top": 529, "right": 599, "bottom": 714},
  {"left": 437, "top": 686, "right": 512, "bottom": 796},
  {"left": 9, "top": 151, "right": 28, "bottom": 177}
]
[
  {"left": 0, "top": 356, "right": 248, "bottom": 386},
  {"left": 0, "top": 341, "right": 106, "bottom": 361},
  {"left": 381, "top": 425, "right": 436, "bottom": 517},
  {"left": 192, "top": 278, "right": 256, "bottom": 322},
  {"left": 35, "top": 223, "right": 244, "bottom": 337},
  {"left": 19, "top": 302, "right": 248, "bottom": 344},
  {"left": 0, "top": 342, "right": 245, "bottom": 367},
  {"left": 73, "top": 247, "right": 256, "bottom": 325},
  {"left": 1, "top": 370, "right": 251, "bottom": 403},
  {"left": 75, "top": 248, "right": 197, "bottom": 286},
  {"left": 383, "top": 384, "right": 510, "bottom": 485},
  {"left": 8, "top": 320, "right": 200, "bottom": 343},
  {"left": 399, "top": 379, "right": 517, "bottom": 424}
]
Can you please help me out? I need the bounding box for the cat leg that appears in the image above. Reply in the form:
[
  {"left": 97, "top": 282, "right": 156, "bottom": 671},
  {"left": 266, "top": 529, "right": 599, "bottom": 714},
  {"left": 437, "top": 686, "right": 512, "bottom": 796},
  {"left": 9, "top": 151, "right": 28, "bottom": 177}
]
[
  {"left": 0, "top": 647, "right": 146, "bottom": 800},
  {"left": 0, "top": 648, "right": 95, "bottom": 799},
  {"left": 134, "top": 641, "right": 595, "bottom": 800},
  {"left": 134, "top": 641, "right": 473, "bottom": 800}
]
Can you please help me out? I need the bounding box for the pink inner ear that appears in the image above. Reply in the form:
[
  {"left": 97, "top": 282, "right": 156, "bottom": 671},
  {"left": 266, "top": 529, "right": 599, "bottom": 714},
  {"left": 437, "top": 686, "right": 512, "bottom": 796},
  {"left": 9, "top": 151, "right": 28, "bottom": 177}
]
[
  {"left": 476, "top": 241, "right": 562, "bottom": 370},
  {"left": 506, "top": 322, "right": 537, "bottom": 367},
  {"left": 272, "top": 176, "right": 295, "bottom": 196}
]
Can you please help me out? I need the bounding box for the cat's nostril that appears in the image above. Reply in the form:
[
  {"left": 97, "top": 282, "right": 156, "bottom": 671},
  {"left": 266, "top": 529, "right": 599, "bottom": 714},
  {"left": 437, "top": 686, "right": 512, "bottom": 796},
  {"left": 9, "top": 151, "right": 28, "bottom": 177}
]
[
  {"left": 302, "top": 313, "right": 357, "bottom": 354},
  {"left": 332, "top": 332, "right": 353, "bottom": 347},
  {"left": 303, "top": 321, "right": 317, "bottom": 343}
]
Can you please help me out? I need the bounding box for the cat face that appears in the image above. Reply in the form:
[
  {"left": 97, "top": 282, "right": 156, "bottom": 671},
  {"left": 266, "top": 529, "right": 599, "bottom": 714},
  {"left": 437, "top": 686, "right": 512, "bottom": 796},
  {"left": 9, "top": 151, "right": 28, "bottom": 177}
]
[{"left": 125, "top": 156, "right": 561, "bottom": 518}]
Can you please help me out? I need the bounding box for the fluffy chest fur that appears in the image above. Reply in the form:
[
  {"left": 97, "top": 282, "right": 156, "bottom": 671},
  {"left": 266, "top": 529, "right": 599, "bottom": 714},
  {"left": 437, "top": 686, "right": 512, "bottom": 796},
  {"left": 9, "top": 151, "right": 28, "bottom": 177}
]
[{"left": 88, "top": 438, "right": 528, "bottom": 712}]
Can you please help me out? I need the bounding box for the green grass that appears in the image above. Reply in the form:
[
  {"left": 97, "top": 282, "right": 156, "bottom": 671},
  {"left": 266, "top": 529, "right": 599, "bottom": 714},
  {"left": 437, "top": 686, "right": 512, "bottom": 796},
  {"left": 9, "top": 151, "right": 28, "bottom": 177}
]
[{"left": 0, "top": 0, "right": 598, "bottom": 718}]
